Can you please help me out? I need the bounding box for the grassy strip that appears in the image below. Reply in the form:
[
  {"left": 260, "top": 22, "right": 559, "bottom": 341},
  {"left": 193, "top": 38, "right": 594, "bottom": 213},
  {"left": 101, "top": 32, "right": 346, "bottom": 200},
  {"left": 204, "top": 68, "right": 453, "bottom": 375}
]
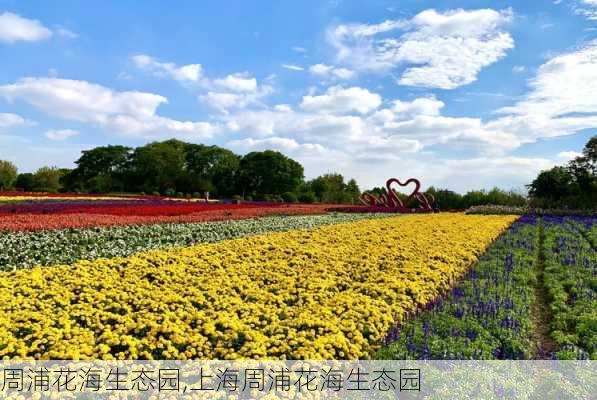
[
  {"left": 375, "top": 216, "right": 539, "bottom": 359},
  {"left": 0, "top": 213, "right": 392, "bottom": 271},
  {"left": 542, "top": 216, "right": 596, "bottom": 359}
]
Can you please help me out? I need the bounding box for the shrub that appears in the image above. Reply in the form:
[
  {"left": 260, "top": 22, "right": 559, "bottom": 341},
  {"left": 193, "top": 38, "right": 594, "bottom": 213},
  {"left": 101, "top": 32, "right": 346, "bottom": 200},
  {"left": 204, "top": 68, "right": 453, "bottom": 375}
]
[
  {"left": 281, "top": 192, "right": 298, "bottom": 203},
  {"left": 298, "top": 192, "right": 317, "bottom": 204}
]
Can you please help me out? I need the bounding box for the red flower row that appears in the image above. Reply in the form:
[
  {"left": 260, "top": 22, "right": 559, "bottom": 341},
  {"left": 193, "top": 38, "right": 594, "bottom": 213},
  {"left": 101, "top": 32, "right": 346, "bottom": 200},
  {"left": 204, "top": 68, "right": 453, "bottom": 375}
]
[
  {"left": 0, "top": 204, "right": 333, "bottom": 232},
  {"left": 0, "top": 201, "right": 278, "bottom": 217}
]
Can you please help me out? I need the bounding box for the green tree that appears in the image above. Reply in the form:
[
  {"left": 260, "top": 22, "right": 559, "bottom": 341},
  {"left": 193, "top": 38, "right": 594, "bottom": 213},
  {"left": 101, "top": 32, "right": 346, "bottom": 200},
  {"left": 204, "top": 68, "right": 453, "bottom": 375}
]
[
  {"left": 309, "top": 173, "right": 346, "bottom": 203},
  {"left": 0, "top": 160, "right": 17, "bottom": 190},
  {"left": 129, "top": 139, "right": 187, "bottom": 193},
  {"left": 15, "top": 172, "right": 35, "bottom": 191},
  {"left": 567, "top": 136, "right": 596, "bottom": 193},
  {"left": 345, "top": 178, "right": 361, "bottom": 204},
  {"left": 32, "top": 166, "right": 63, "bottom": 193},
  {"left": 528, "top": 166, "right": 574, "bottom": 200},
  {"left": 67, "top": 145, "right": 132, "bottom": 192},
  {"left": 185, "top": 144, "right": 240, "bottom": 196},
  {"left": 237, "top": 150, "right": 304, "bottom": 198}
]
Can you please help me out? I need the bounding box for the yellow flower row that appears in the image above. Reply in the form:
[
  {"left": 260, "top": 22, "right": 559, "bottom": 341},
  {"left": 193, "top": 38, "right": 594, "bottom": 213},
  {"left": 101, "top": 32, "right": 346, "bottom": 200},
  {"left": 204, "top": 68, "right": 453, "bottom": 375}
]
[{"left": 0, "top": 213, "right": 517, "bottom": 360}]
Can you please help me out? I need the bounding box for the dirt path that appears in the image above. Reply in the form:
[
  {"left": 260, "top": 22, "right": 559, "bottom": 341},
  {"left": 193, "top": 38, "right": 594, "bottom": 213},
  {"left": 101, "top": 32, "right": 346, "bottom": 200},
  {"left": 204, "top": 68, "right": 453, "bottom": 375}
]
[{"left": 531, "top": 219, "right": 556, "bottom": 358}]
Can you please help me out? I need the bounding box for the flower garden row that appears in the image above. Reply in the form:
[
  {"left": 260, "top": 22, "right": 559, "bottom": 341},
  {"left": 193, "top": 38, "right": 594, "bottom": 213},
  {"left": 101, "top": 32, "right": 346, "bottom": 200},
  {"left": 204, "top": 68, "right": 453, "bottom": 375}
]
[
  {"left": 0, "top": 213, "right": 390, "bottom": 271},
  {"left": 376, "top": 215, "right": 596, "bottom": 360},
  {"left": 0, "top": 203, "right": 335, "bottom": 231},
  {"left": 0, "top": 214, "right": 515, "bottom": 359}
]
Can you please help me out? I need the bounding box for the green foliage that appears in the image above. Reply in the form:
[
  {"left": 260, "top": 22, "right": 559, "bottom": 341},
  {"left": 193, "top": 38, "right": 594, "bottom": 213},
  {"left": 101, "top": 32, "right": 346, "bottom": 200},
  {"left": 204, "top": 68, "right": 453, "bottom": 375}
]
[
  {"left": 542, "top": 218, "right": 596, "bottom": 359},
  {"left": 32, "top": 166, "right": 63, "bottom": 193},
  {"left": 305, "top": 173, "right": 361, "bottom": 204},
  {"left": 0, "top": 160, "right": 18, "bottom": 190},
  {"left": 65, "top": 145, "right": 132, "bottom": 193},
  {"left": 14, "top": 173, "right": 35, "bottom": 191},
  {"left": 298, "top": 191, "right": 316, "bottom": 203},
  {"left": 281, "top": 191, "right": 298, "bottom": 203},
  {"left": 528, "top": 136, "right": 596, "bottom": 209},
  {"left": 237, "top": 150, "right": 304, "bottom": 197},
  {"left": 185, "top": 144, "right": 240, "bottom": 196}
]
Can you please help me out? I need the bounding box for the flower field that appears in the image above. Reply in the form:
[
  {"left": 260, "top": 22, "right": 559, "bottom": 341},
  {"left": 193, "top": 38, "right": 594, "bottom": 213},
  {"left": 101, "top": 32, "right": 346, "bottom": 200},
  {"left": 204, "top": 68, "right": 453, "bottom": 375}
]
[
  {"left": 0, "top": 200, "right": 334, "bottom": 231},
  {"left": 0, "top": 193, "right": 593, "bottom": 361},
  {"left": 376, "top": 215, "right": 596, "bottom": 360},
  {"left": 0, "top": 208, "right": 515, "bottom": 360}
]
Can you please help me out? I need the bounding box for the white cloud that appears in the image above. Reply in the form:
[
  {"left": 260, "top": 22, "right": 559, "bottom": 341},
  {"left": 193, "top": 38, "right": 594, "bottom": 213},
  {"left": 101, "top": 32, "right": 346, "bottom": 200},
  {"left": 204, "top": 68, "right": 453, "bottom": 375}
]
[
  {"left": 0, "top": 12, "right": 52, "bottom": 43},
  {"left": 131, "top": 54, "right": 203, "bottom": 83},
  {"left": 0, "top": 77, "right": 220, "bottom": 139},
  {"left": 56, "top": 27, "right": 78, "bottom": 39},
  {"left": 274, "top": 104, "right": 292, "bottom": 112},
  {"left": 0, "top": 112, "right": 32, "bottom": 128},
  {"left": 213, "top": 72, "right": 257, "bottom": 92},
  {"left": 492, "top": 40, "right": 597, "bottom": 143},
  {"left": 392, "top": 96, "right": 444, "bottom": 118},
  {"left": 575, "top": 0, "right": 597, "bottom": 20},
  {"left": 199, "top": 83, "right": 273, "bottom": 113},
  {"left": 309, "top": 64, "right": 356, "bottom": 80},
  {"left": 228, "top": 137, "right": 327, "bottom": 155},
  {"left": 282, "top": 64, "right": 304, "bottom": 71},
  {"left": 327, "top": 8, "right": 514, "bottom": 89},
  {"left": 558, "top": 150, "right": 583, "bottom": 159},
  {"left": 131, "top": 55, "right": 274, "bottom": 113},
  {"left": 300, "top": 86, "right": 381, "bottom": 114},
  {"left": 292, "top": 46, "right": 307, "bottom": 53},
  {"left": 512, "top": 65, "right": 526, "bottom": 74},
  {"left": 44, "top": 129, "right": 79, "bottom": 141}
]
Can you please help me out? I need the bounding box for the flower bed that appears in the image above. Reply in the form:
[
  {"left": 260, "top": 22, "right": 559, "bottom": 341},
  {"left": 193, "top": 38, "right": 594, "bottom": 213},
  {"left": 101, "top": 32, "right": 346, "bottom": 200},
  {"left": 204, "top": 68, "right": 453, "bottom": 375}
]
[
  {"left": 0, "top": 213, "right": 391, "bottom": 271},
  {"left": 376, "top": 215, "right": 596, "bottom": 360},
  {"left": 0, "top": 199, "right": 276, "bottom": 216},
  {"left": 0, "top": 213, "right": 515, "bottom": 359},
  {"left": 376, "top": 215, "right": 538, "bottom": 359},
  {"left": 0, "top": 204, "right": 333, "bottom": 232},
  {"left": 542, "top": 216, "right": 596, "bottom": 359}
]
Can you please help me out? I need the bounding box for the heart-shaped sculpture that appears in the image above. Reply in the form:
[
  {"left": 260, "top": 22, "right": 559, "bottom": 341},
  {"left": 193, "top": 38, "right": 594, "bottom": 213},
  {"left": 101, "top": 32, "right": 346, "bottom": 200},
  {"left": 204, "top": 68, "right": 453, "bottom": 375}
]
[
  {"left": 386, "top": 178, "right": 420, "bottom": 209},
  {"left": 415, "top": 192, "right": 433, "bottom": 210},
  {"left": 359, "top": 192, "right": 378, "bottom": 206}
]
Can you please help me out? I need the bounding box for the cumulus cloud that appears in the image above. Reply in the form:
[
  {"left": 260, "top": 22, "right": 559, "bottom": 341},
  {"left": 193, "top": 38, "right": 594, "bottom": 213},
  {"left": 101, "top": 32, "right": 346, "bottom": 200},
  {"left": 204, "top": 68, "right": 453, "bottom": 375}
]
[
  {"left": 213, "top": 72, "right": 257, "bottom": 92},
  {"left": 491, "top": 40, "right": 597, "bottom": 143},
  {"left": 199, "top": 83, "right": 273, "bottom": 113},
  {"left": 228, "top": 136, "right": 327, "bottom": 155},
  {"left": 392, "top": 96, "right": 444, "bottom": 118},
  {"left": 131, "top": 54, "right": 203, "bottom": 83},
  {"left": 44, "top": 129, "right": 79, "bottom": 141},
  {"left": 0, "top": 77, "right": 220, "bottom": 138},
  {"left": 300, "top": 86, "right": 381, "bottom": 114},
  {"left": 309, "top": 64, "right": 356, "bottom": 80},
  {"left": 327, "top": 8, "right": 514, "bottom": 89},
  {"left": 558, "top": 150, "right": 583, "bottom": 159},
  {"left": 0, "top": 112, "right": 32, "bottom": 128},
  {"left": 0, "top": 12, "right": 52, "bottom": 43}
]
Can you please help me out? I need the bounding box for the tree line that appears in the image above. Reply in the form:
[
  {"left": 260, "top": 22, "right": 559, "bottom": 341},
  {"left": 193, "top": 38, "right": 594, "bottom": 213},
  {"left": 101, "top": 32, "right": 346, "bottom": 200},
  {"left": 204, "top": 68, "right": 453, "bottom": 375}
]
[
  {"left": 527, "top": 136, "right": 596, "bottom": 209},
  {"left": 0, "top": 139, "right": 362, "bottom": 203},
  {"left": 0, "top": 136, "right": 594, "bottom": 208}
]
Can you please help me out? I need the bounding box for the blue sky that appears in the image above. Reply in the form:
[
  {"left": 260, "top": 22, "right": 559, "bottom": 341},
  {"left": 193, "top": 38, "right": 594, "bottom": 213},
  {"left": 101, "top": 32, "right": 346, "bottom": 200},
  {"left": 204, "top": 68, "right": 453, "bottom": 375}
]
[{"left": 0, "top": 0, "right": 596, "bottom": 192}]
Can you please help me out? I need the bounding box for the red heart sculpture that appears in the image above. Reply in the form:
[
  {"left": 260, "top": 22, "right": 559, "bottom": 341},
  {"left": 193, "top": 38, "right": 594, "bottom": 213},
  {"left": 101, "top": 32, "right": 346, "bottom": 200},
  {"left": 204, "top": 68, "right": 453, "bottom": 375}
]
[
  {"left": 386, "top": 178, "right": 420, "bottom": 209},
  {"left": 359, "top": 193, "right": 378, "bottom": 206}
]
